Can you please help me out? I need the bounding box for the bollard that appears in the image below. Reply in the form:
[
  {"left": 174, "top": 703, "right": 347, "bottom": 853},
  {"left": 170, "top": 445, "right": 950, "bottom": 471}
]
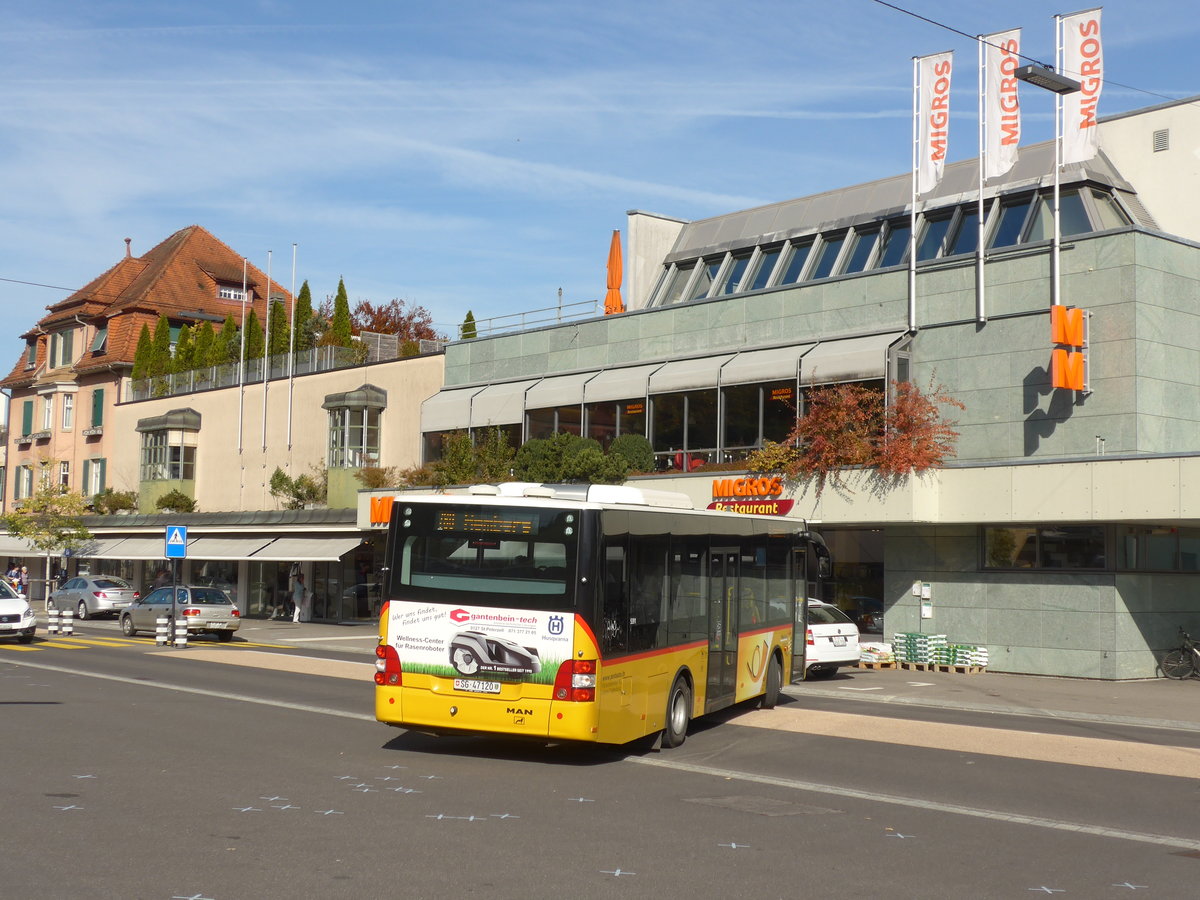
[
  {"left": 174, "top": 620, "right": 189, "bottom": 649},
  {"left": 61, "top": 608, "right": 74, "bottom": 637},
  {"left": 47, "top": 608, "right": 60, "bottom": 636},
  {"left": 155, "top": 616, "right": 170, "bottom": 646}
]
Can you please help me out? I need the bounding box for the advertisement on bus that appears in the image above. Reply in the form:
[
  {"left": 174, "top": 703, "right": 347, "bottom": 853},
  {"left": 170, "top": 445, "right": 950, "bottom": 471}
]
[{"left": 386, "top": 600, "right": 575, "bottom": 690}]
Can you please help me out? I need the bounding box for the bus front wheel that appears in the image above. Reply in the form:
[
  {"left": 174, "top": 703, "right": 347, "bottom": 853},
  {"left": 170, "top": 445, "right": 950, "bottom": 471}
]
[{"left": 662, "top": 678, "right": 691, "bottom": 748}]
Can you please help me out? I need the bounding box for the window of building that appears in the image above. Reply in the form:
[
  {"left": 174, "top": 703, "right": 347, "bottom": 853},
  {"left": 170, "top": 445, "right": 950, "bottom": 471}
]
[
  {"left": 526, "top": 405, "right": 582, "bottom": 440},
  {"left": 988, "top": 195, "right": 1035, "bottom": 248},
  {"left": 14, "top": 465, "right": 34, "bottom": 501},
  {"left": 584, "top": 399, "right": 646, "bottom": 448},
  {"left": 90, "top": 325, "right": 108, "bottom": 354},
  {"left": 808, "top": 233, "right": 846, "bottom": 279},
  {"left": 746, "top": 246, "right": 783, "bottom": 291},
  {"left": 917, "top": 212, "right": 954, "bottom": 260},
  {"left": 328, "top": 407, "right": 381, "bottom": 468},
  {"left": 1090, "top": 189, "right": 1130, "bottom": 231},
  {"left": 25, "top": 340, "right": 37, "bottom": 369},
  {"left": 947, "top": 207, "right": 981, "bottom": 256},
  {"left": 982, "top": 525, "right": 1106, "bottom": 569},
  {"left": 1117, "top": 526, "right": 1200, "bottom": 572},
  {"left": 42, "top": 395, "right": 54, "bottom": 431},
  {"left": 62, "top": 394, "right": 74, "bottom": 431},
  {"left": 50, "top": 329, "right": 75, "bottom": 368},
  {"left": 721, "top": 381, "right": 797, "bottom": 460},
  {"left": 0, "top": 466, "right": 5, "bottom": 505},
  {"left": 657, "top": 262, "right": 696, "bottom": 306},
  {"left": 778, "top": 240, "right": 814, "bottom": 285},
  {"left": 1026, "top": 190, "right": 1092, "bottom": 242},
  {"left": 58, "top": 460, "right": 70, "bottom": 489},
  {"left": 685, "top": 256, "right": 723, "bottom": 302},
  {"left": 82, "top": 458, "right": 107, "bottom": 498},
  {"left": 843, "top": 228, "right": 880, "bottom": 274},
  {"left": 140, "top": 430, "right": 197, "bottom": 481},
  {"left": 218, "top": 285, "right": 247, "bottom": 301},
  {"left": 651, "top": 390, "right": 718, "bottom": 470},
  {"left": 713, "top": 250, "right": 753, "bottom": 296},
  {"left": 877, "top": 220, "right": 911, "bottom": 268}
]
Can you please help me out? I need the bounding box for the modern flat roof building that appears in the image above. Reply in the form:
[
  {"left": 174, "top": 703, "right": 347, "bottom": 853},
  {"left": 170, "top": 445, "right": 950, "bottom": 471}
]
[{"left": 416, "top": 96, "right": 1200, "bottom": 680}]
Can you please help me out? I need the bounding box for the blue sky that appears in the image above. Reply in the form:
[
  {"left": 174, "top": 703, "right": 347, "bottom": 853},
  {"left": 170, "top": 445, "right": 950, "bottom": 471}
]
[{"left": 1, "top": 1, "right": 1196, "bottom": 347}]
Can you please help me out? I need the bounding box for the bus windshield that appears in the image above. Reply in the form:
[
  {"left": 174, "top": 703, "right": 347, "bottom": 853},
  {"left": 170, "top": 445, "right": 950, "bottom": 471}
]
[{"left": 389, "top": 503, "right": 578, "bottom": 610}]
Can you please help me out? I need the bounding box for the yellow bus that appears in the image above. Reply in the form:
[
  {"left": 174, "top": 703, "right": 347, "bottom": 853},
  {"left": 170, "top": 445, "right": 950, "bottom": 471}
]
[{"left": 375, "top": 482, "right": 830, "bottom": 748}]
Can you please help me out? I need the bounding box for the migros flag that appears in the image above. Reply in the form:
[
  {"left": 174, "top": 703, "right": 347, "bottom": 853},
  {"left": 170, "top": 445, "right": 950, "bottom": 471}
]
[
  {"left": 1062, "top": 8, "right": 1103, "bottom": 165},
  {"left": 917, "top": 50, "right": 953, "bottom": 195}
]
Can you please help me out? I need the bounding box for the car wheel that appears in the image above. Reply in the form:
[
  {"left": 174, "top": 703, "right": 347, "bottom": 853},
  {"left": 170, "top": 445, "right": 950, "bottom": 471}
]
[
  {"left": 662, "top": 676, "right": 692, "bottom": 748},
  {"left": 216, "top": 630, "right": 233, "bottom": 643},
  {"left": 452, "top": 647, "right": 479, "bottom": 675},
  {"left": 76, "top": 599, "right": 89, "bottom": 621},
  {"left": 120, "top": 615, "right": 137, "bottom": 637},
  {"left": 759, "top": 655, "right": 782, "bottom": 709},
  {"left": 18, "top": 632, "right": 34, "bottom": 644}
]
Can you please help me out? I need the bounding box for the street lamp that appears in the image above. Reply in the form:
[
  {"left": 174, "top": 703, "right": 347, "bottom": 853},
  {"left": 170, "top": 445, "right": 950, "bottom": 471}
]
[
  {"left": 1014, "top": 63, "right": 1081, "bottom": 308},
  {"left": 1014, "top": 64, "right": 1081, "bottom": 95}
]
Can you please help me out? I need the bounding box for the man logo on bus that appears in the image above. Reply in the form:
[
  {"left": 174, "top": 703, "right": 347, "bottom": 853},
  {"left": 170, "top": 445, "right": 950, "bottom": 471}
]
[
  {"left": 548, "top": 615, "right": 564, "bottom": 636},
  {"left": 450, "top": 609, "right": 472, "bottom": 623}
]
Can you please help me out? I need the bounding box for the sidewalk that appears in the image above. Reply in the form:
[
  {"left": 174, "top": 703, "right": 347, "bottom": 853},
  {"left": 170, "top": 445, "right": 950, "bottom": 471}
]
[{"left": 784, "top": 663, "right": 1200, "bottom": 733}]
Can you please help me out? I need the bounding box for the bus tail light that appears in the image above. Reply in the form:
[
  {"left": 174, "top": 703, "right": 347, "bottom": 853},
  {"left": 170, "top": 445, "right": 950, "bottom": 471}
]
[
  {"left": 805, "top": 628, "right": 814, "bottom": 646},
  {"left": 553, "top": 659, "right": 596, "bottom": 702},
  {"left": 375, "top": 643, "right": 402, "bottom": 686}
]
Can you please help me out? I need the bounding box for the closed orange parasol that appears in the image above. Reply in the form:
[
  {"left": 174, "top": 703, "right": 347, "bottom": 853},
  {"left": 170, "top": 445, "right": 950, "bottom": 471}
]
[{"left": 604, "top": 229, "right": 624, "bottom": 314}]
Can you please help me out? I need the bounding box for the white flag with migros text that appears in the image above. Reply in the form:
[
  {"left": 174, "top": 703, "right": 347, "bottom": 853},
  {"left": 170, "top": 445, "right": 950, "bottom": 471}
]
[
  {"left": 983, "top": 29, "right": 1021, "bottom": 179},
  {"left": 917, "top": 51, "right": 953, "bottom": 195},
  {"left": 1062, "top": 8, "right": 1102, "bottom": 165}
]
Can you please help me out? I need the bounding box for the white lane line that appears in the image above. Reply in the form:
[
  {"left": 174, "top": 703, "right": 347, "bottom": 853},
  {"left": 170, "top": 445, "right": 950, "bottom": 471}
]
[{"left": 629, "top": 755, "right": 1200, "bottom": 852}]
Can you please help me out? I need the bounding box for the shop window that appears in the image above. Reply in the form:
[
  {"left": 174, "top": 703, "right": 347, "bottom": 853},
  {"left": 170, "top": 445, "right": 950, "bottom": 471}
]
[
  {"left": 651, "top": 390, "right": 717, "bottom": 470},
  {"left": 526, "top": 405, "right": 582, "bottom": 440},
  {"left": 1117, "top": 526, "right": 1200, "bottom": 572},
  {"left": 721, "top": 380, "right": 797, "bottom": 460},
  {"left": 584, "top": 399, "right": 645, "bottom": 449},
  {"left": 982, "top": 525, "right": 1105, "bottom": 569}
]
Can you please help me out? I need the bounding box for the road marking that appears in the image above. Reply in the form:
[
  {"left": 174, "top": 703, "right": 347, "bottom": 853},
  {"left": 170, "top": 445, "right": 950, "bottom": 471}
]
[
  {"left": 157, "top": 649, "right": 372, "bottom": 681},
  {"left": 630, "top": 755, "right": 1200, "bottom": 852}
]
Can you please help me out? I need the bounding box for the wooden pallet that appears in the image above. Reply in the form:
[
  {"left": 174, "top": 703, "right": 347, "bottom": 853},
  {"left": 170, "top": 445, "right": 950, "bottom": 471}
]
[
  {"left": 854, "top": 660, "right": 897, "bottom": 670},
  {"left": 898, "top": 661, "right": 934, "bottom": 671},
  {"left": 897, "top": 661, "right": 986, "bottom": 674}
]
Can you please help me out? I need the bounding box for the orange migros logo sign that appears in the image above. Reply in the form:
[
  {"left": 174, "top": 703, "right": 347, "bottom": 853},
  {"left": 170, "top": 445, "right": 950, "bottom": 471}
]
[
  {"left": 369, "top": 495, "right": 395, "bottom": 527},
  {"left": 711, "top": 477, "right": 784, "bottom": 500}
]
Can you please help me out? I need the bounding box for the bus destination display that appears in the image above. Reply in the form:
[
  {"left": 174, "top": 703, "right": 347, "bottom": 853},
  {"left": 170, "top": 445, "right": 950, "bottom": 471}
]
[{"left": 435, "top": 509, "right": 537, "bottom": 536}]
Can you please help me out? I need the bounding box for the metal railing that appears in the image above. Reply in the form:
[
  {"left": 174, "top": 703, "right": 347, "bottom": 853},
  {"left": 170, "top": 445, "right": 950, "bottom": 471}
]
[
  {"left": 450, "top": 299, "right": 603, "bottom": 339},
  {"left": 128, "top": 346, "right": 362, "bottom": 402}
]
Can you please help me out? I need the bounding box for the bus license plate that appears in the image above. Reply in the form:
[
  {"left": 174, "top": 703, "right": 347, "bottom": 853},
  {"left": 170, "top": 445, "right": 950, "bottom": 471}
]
[
  {"left": 832, "top": 635, "right": 846, "bottom": 646},
  {"left": 454, "top": 679, "right": 501, "bottom": 694}
]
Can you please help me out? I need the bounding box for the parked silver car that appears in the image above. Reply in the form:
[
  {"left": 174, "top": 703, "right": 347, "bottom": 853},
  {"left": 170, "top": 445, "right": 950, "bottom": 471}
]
[
  {"left": 119, "top": 585, "right": 241, "bottom": 641},
  {"left": 49, "top": 575, "right": 140, "bottom": 620}
]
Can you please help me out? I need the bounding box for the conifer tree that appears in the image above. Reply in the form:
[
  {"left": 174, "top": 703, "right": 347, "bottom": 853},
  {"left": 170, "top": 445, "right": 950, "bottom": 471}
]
[
  {"left": 267, "top": 299, "right": 290, "bottom": 357},
  {"left": 293, "top": 281, "right": 315, "bottom": 351},
  {"left": 210, "top": 315, "right": 239, "bottom": 366},
  {"left": 460, "top": 310, "right": 477, "bottom": 340},
  {"left": 193, "top": 321, "right": 215, "bottom": 367},
  {"left": 244, "top": 308, "right": 265, "bottom": 360},
  {"left": 173, "top": 324, "right": 194, "bottom": 373},
  {"left": 150, "top": 315, "right": 172, "bottom": 376},
  {"left": 131, "top": 323, "right": 154, "bottom": 380},
  {"left": 326, "top": 277, "right": 353, "bottom": 347}
]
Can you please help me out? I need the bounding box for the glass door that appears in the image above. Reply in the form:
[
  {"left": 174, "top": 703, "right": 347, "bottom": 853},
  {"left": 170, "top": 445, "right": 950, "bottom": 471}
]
[{"left": 706, "top": 548, "right": 739, "bottom": 711}]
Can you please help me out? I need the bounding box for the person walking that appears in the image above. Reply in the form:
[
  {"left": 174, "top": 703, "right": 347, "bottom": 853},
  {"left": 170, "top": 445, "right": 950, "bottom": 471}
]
[
  {"left": 18, "top": 566, "right": 29, "bottom": 598},
  {"left": 291, "top": 573, "right": 309, "bottom": 623}
]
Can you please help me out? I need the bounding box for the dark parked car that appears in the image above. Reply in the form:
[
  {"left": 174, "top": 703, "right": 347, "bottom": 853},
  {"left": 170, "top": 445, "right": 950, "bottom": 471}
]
[{"left": 848, "top": 596, "right": 884, "bottom": 635}]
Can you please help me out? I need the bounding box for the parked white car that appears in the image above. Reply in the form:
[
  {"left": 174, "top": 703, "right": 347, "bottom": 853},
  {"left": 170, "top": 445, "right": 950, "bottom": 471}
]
[
  {"left": 0, "top": 579, "right": 36, "bottom": 644},
  {"left": 804, "top": 600, "right": 860, "bottom": 678}
]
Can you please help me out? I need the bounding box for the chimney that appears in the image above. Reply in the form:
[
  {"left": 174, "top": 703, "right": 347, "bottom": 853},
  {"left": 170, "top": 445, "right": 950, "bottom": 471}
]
[{"left": 124, "top": 237, "right": 132, "bottom": 258}]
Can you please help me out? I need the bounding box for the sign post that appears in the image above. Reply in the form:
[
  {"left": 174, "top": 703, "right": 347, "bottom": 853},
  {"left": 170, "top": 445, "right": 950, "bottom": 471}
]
[{"left": 164, "top": 526, "right": 188, "bottom": 645}]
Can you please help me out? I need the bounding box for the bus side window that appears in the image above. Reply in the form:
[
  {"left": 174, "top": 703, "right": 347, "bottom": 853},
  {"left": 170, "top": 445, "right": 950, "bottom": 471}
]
[
  {"left": 602, "top": 541, "right": 627, "bottom": 654},
  {"left": 668, "top": 538, "right": 707, "bottom": 643},
  {"left": 627, "top": 535, "right": 667, "bottom": 652}
]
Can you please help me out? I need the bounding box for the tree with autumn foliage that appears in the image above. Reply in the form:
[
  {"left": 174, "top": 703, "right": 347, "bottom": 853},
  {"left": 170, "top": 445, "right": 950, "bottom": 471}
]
[
  {"left": 350, "top": 298, "right": 445, "bottom": 343},
  {"left": 746, "top": 379, "right": 963, "bottom": 495}
]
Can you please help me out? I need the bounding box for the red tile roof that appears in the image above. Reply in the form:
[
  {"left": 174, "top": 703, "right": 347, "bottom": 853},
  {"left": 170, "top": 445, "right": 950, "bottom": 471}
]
[{"left": 2, "top": 226, "right": 294, "bottom": 388}]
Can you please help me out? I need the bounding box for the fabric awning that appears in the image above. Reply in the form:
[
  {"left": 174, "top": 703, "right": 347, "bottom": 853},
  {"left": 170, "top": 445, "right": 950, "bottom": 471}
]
[
  {"left": 185, "top": 536, "right": 274, "bottom": 560},
  {"left": 721, "top": 344, "right": 814, "bottom": 386},
  {"left": 0, "top": 535, "right": 35, "bottom": 555},
  {"left": 582, "top": 363, "right": 662, "bottom": 404},
  {"left": 107, "top": 537, "right": 170, "bottom": 560},
  {"left": 523, "top": 372, "right": 596, "bottom": 410},
  {"left": 251, "top": 536, "right": 363, "bottom": 562},
  {"left": 469, "top": 380, "right": 538, "bottom": 427},
  {"left": 800, "top": 333, "right": 904, "bottom": 384},
  {"left": 421, "top": 387, "right": 481, "bottom": 433},
  {"left": 648, "top": 354, "right": 735, "bottom": 394},
  {"left": 74, "top": 537, "right": 132, "bottom": 559}
]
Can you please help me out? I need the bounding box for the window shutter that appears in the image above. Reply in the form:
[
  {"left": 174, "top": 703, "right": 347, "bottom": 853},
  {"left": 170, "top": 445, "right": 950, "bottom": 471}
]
[
  {"left": 98, "top": 459, "right": 107, "bottom": 492},
  {"left": 92, "top": 388, "right": 105, "bottom": 427},
  {"left": 22, "top": 400, "right": 33, "bottom": 435},
  {"left": 82, "top": 460, "right": 92, "bottom": 497}
]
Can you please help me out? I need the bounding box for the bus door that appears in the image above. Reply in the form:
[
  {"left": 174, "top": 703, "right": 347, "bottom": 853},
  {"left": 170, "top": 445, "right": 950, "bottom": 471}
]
[
  {"left": 706, "top": 548, "right": 739, "bottom": 711},
  {"left": 791, "top": 546, "right": 808, "bottom": 681}
]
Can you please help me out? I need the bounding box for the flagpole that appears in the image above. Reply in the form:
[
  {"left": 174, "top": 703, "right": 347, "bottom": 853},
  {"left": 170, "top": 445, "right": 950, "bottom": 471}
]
[
  {"left": 1053, "top": 14, "right": 1064, "bottom": 308},
  {"left": 237, "top": 258, "right": 247, "bottom": 453},
  {"left": 262, "top": 250, "right": 272, "bottom": 453},
  {"left": 287, "top": 243, "right": 297, "bottom": 450},
  {"left": 976, "top": 34, "right": 987, "bottom": 324},
  {"left": 909, "top": 55, "right": 919, "bottom": 334}
]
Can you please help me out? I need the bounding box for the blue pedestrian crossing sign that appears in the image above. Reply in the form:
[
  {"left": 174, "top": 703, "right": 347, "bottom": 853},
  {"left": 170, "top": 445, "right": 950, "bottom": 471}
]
[{"left": 164, "top": 525, "right": 188, "bottom": 559}]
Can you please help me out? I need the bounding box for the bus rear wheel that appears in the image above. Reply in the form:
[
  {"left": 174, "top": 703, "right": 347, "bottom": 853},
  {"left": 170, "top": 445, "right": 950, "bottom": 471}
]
[{"left": 662, "top": 678, "right": 691, "bottom": 748}]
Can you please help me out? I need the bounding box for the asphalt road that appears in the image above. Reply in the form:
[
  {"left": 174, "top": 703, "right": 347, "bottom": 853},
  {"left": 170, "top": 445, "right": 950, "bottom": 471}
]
[{"left": 2, "top": 626, "right": 1198, "bottom": 899}]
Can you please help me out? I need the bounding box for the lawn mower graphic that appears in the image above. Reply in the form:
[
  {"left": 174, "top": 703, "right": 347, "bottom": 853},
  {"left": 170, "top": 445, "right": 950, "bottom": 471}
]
[{"left": 449, "top": 629, "right": 542, "bottom": 677}]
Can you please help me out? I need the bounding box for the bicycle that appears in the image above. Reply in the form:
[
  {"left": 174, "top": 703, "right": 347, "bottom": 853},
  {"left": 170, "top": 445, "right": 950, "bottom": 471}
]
[{"left": 1160, "top": 627, "right": 1199, "bottom": 680}]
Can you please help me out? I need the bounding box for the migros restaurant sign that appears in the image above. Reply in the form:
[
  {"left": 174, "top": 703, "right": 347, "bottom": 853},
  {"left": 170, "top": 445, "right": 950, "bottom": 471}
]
[{"left": 707, "top": 476, "right": 793, "bottom": 516}]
